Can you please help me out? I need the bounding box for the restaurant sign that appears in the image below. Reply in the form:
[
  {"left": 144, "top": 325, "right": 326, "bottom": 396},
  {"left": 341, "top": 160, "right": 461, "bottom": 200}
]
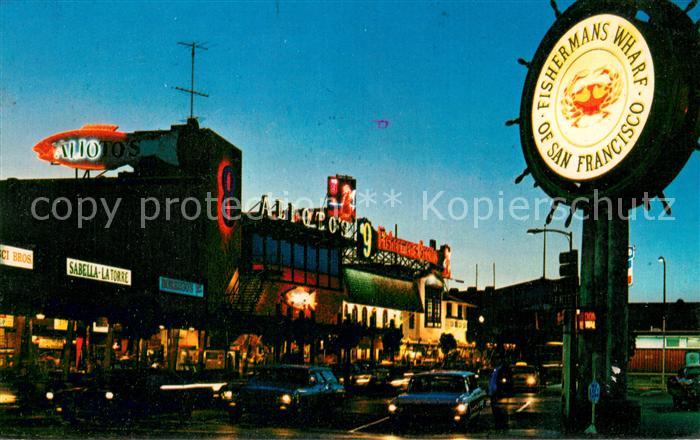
[
  {"left": 0, "top": 244, "right": 33, "bottom": 270},
  {"left": 519, "top": 0, "right": 698, "bottom": 206},
  {"left": 66, "top": 258, "right": 131, "bottom": 286},
  {"left": 257, "top": 195, "right": 354, "bottom": 237},
  {"left": 159, "top": 276, "right": 204, "bottom": 298},
  {"left": 357, "top": 219, "right": 440, "bottom": 265}
]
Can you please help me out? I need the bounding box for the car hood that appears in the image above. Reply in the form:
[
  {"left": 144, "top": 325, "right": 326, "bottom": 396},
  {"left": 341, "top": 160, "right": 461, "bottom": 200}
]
[{"left": 397, "top": 392, "right": 463, "bottom": 405}]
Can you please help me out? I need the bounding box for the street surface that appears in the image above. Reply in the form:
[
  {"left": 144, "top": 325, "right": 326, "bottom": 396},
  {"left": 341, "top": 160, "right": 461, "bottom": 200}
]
[{"left": 1, "top": 388, "right": 698, "bottom": 438}]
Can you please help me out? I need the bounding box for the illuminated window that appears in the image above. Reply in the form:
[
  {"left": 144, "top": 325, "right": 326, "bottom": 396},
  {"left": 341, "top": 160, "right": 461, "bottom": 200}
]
[
  {"left": 370, "top": 309, "right": 377, "bottom": 327},
  {"left": 382, "top": 310, "right": 388, "bottom": 328},
  {"left": 361, "top": 307, "right": 368, "bottom": 327},
  {"left": 425, "top": 286, "right": 442, "bottom": 328},
  {"left": 446, "top": 303, "right": 453, "bottom": 318},
  {"left": 352, "top": 306, "right": 358, "bottom": 322}
]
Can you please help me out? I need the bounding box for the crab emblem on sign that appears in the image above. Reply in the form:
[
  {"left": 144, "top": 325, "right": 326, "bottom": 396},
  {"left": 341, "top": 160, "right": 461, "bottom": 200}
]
[{"left": 561, "top": 66, "right": 622, "bottom": 128}]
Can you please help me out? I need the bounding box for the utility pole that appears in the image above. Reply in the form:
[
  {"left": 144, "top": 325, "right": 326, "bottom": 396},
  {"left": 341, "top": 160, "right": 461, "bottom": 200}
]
[
  {"left": 175, "top": 41, "right": 209, "bottom": 119},
  {"left": 658, "top": 256, "right": 667, "bottom": 390}
]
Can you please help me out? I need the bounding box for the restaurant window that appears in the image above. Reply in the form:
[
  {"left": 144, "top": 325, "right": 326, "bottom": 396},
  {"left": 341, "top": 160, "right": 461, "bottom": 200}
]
[
  {"left": 293, "top": 243, "right": 305, "bottom": 269},
  {"left": 425, "top": 286, "right": 442, "bottom": 328},
  {"left": 370, "top": 309, "right": 377, "bottom": 328},
  {"left": 344, "top": 304, "right": 349, "bottom": 320},
  {"left": 252, "top": 234, "right": 264, "bottom": 262},
  {"left": 329, "top": 249, "right": 339, "bottom": 276},
  {"left": 446, "top": 303, "right": 453, "bottom": 318},
  {"left": 361, "top": 307, "right": 368, "bottom": 327},
  {"left": 457, "top": 304, "right": 463, "bottom": 319},
  {"left": 319, "top": 247, "right": 329, "bottom": 273},
  {"left": 351, "top": 306, "right": 358, "bottom": 323},
  {"left": 280, "top": 240, "right": 291, "bottom": 266},
  {"left": 265, "top": 236, "right": 278, "bottom": 264},
  {"left": 382, "top": 310, "right": 388, "bottom": 328}
]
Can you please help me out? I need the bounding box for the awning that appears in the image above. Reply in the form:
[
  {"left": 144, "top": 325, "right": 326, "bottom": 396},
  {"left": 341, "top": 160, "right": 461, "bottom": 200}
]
[{"left": 343, "top": 268, "right": 423, "bottom": 312}]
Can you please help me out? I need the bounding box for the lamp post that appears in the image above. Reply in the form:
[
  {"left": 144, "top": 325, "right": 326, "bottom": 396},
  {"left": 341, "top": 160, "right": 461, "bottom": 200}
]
[
  {"left": 658, "top": 256, "right": 667, "bottom": 391},
  {"left": 527, "top": 226, "right": 575, "bottom": 427},
  {"left": 527, "top": 226, "right": 573, "bottom": 262}
]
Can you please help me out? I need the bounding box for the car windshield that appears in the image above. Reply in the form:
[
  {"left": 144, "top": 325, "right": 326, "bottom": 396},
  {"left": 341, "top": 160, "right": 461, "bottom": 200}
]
[
  {"left": 252, "top": 368, "right": 309, "bottom": 385},
  {"left": 409, "top": 375, "right": 466, "bottom": 393},
  {"left": 512, "top": 366, "right": 536, "bottom": 374}
]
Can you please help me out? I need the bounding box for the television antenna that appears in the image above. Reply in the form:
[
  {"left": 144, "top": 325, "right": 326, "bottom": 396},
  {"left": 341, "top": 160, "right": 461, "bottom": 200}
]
[{"left": 175, "top": 41, "right": 209, "bottom": 120}]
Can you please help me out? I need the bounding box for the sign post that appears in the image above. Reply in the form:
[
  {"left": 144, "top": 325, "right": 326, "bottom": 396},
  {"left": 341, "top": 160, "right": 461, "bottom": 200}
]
[
  {"left": 585, "top": 352, "right": 600, "bottom": 434},
  {"left": 516, "top": 0, "right": 697, "bottom": 433}
]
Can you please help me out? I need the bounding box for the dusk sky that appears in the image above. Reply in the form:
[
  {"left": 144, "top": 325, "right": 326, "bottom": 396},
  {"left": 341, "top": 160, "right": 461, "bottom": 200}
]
[{"left": 1, "top": 1, "right": 697, "bottom": 303}]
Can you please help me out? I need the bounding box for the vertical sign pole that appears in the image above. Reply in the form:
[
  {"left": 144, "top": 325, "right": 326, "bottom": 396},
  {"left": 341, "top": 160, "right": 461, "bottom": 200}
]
[{"left": 585, "top": 352, "right": 599, "bottom": 434}]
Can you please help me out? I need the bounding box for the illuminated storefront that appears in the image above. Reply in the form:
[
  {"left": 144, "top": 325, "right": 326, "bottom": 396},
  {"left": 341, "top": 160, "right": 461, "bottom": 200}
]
[
  {"left": 0, "top": 119, "right": 242, "bottom": 375},
  {"left": 226, "top": 198, "right": 353, "bottom": 368}
]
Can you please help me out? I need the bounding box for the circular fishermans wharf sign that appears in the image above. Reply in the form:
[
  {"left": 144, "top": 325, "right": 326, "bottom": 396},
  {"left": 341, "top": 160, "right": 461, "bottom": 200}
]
[
  {"left": 532, "top": 14, "right": 654, "bottom": 181},
  {"left": 520, "top": 0, "right": 698, "bottom": 206}
]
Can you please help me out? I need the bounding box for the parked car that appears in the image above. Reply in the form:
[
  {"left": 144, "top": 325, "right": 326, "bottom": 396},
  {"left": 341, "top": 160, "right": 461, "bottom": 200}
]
[
  {"left": 387, "top": 371, "right": 487, "bottom": 431},
  {"left": 47, "top": 368, "right": 195, "bottom": 423},
  {"left": 222, "top": 365, "right": 345, "bottom": 423},
  {"left": 668, "top": 365, "right": 700, "bottom": 410}
]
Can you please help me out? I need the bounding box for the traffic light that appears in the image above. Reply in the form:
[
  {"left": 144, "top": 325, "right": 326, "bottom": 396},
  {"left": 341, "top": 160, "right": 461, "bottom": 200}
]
[{"left": 559, "top": 250, "right": 578, "bottom": 278}]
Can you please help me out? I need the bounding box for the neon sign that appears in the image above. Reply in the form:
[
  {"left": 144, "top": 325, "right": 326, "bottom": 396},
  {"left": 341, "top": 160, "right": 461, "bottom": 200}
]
[
  {"left": 33, "top": 125, "right": 140, "bottom": 170},
  {"left": 285, "top": 287, "right": 317, "bottom": 311},
  {"left": 217, "top": 158, "right": 238, "bottom": 240}
]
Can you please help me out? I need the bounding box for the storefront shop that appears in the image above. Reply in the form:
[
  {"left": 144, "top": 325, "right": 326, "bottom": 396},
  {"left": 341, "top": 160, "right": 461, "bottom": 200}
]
[
  {"left": 342, "top": 268, "right": 421, "bottom": 362},
  {"left": 224, "top": 196, "right": 354, "bottom": 369},
  {"left": 0, "top": 119, "right": 242, "bottom": 377}
]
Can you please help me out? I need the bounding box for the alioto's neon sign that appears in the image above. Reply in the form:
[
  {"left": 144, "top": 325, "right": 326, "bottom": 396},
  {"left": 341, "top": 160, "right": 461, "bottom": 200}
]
[{"left": 33, "top": 124, "right": 140, "bottom": 170}]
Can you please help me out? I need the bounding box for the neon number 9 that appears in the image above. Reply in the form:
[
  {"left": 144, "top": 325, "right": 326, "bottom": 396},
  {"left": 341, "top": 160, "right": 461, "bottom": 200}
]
[{"left": 360, "top": 222, "right": 372, "bottom": 258}]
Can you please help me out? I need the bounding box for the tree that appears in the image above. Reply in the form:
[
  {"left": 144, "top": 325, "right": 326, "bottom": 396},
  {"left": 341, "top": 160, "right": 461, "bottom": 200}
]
[{"left": 439, "top": 333, "right": 457, "bottom": 358}]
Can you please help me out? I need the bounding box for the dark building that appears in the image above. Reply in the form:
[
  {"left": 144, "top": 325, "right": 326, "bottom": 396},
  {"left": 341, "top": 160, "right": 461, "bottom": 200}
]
[
  {"left": 0, "top": 119, "right": 242, "bottom": 373},
  {"left": 459, "top": 277, "right": 572, "bottom": 367}
]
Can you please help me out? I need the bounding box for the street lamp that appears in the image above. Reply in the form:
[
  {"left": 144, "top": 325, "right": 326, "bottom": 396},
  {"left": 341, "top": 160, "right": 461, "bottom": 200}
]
[
  {"left": 478, "top": 315, "right": 485, "bottom": 324},
  {"left": 658, "top": 256, "right": 667, "bottom": 390},
  {"left": 527, "top": 226, "right": 574, "bottom": 278},
  {"left": 527, "top": 225, "right": 575, "bottom": 426}
]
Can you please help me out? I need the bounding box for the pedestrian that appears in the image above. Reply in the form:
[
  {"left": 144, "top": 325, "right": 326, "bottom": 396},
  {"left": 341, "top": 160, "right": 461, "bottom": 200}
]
[{"left": 489, "top": 356, "right": 509, "bottom": 430}]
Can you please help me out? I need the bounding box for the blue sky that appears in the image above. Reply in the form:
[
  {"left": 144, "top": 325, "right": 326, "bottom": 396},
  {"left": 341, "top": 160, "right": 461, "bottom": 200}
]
[{"left": 1, "top": 1, "right": 697, "bottom": 302}]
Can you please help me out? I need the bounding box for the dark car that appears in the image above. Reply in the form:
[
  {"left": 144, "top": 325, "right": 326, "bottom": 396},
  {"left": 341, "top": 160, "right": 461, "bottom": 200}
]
[
  {"left": 222, "top": 365, "right": 345, "bottom": 423},
  {"left": 388, "top": 371, "right": 486, "bottom": 431},
  {"left": 668, "top": 365, "right": 700, "bottom": 410},
  {"left": 508, "top": 363, "right": 541, "bottom": 392},
  {"left": 350, "top": 364, "right": 397, "bottom": 395},
  {"left": 47, "top": 368, "right": 195, "bottom": 423}
]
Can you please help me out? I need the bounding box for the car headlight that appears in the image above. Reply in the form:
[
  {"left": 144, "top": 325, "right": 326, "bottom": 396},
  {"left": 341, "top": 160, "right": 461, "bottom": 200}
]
[
  {"left": 222, "top": 390, "right": 233, "bottom": 400},
  {"left": 105, "top": 391, "right": 114, "bottom": 400},
  {"left": 355, "top": 375, "right": 371, "bottom": 385},
  {"left": 281, "top": 394, "right": 292, "bottom": 405},
  {"left": 527, "top": 376, "right": 536, "bottom": 385},
  {"left": 456, "top": 403, "right": 467, "bottom": 414},
  {"left": 501, "top": 378, "right": 507, "bottom": 383},
  {"left": 45, "top": 391, "right": 54, "bottom": 400},
  {"left": 388, "top": 403, "right": 397, "bottom": 413}
]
